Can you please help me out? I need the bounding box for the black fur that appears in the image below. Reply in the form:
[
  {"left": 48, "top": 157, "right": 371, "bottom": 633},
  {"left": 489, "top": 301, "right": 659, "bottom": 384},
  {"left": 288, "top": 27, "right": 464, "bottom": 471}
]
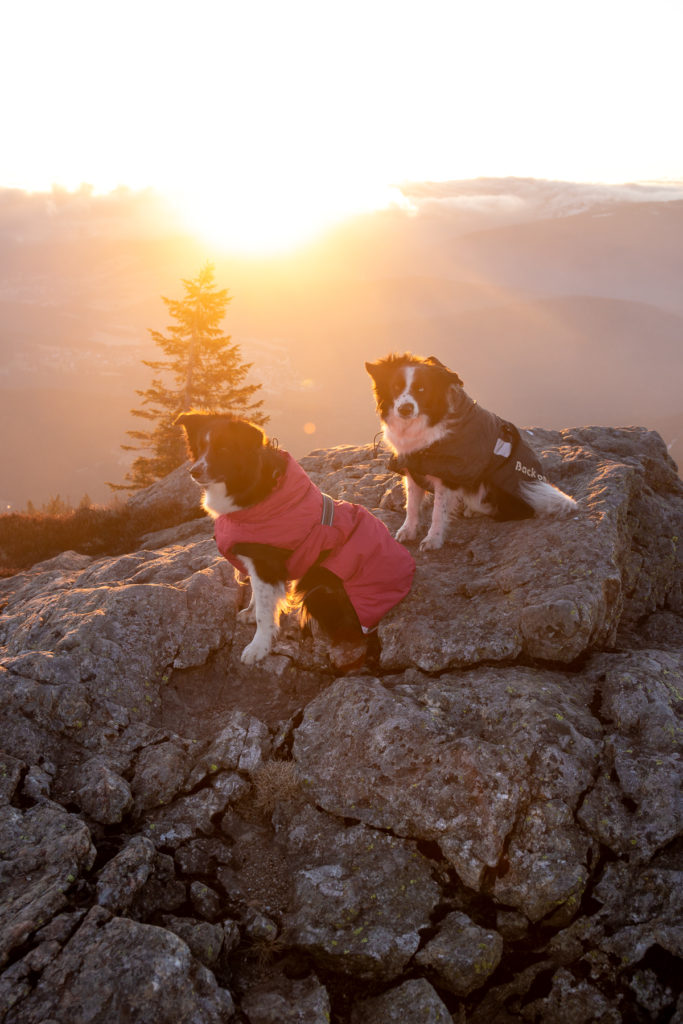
[
  {"left": 294, "top": 565, "right": 363, "bottom": 643},
  {"left": 229, "top": 541, "right": 363, "bottom": 644}
]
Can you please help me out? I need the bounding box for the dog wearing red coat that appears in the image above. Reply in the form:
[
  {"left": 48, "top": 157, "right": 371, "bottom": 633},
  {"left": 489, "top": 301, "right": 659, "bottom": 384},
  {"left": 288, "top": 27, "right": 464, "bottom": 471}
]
[{"left": 177, "top": 411, "right": 415, "bottom": 664}]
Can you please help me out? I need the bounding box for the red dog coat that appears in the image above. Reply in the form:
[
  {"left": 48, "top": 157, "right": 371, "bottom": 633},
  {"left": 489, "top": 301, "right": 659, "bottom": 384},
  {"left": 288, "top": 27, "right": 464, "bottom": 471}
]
[{"left": 214, "top": 452, "right": 415, "bottom": 630}]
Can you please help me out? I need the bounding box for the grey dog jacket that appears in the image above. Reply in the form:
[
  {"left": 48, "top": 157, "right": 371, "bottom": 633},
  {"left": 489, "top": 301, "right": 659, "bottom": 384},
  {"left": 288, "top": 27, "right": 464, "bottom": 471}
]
[{"left": 388, "top": 400, "right": 547, "bottom": 500}]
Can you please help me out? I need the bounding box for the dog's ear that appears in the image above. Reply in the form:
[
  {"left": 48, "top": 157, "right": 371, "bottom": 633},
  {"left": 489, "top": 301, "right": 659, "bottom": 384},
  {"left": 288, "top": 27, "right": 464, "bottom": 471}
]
[
  {"left": 175, "top": 411, "right": 207, "bottom": 459},
  {"left": 365, "top": 360, "right": 394, "bottom": 412},
  {"left": 426, "top": 355, "right": 464, "bottom": 388},
  {"left": 365, "top": 359, "right": 383, "bottom": 383},
  {"left": 365, "top": 358, "right": 399, "bottom": 391},
  {"left": 235, "top": 420, "right": 267, "bottom": 449}
]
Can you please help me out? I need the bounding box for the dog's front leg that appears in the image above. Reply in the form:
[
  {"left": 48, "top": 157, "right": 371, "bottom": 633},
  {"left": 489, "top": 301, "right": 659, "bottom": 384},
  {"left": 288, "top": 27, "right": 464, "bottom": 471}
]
[
  {"left": 420, "top": 477, "right": 453, "bottom": 550},
  {"left": 396, "top": 473, "right": 425, "bottom": 543},
  {"left": 237, "top": 588, "right": 256, "bottom": 624},
  {"left": 238, "top": 559, "right": 286, "bottom": 664}
]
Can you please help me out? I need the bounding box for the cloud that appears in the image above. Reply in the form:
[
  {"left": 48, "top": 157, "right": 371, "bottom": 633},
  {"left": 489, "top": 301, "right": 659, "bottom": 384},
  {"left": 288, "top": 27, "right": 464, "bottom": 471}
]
[
  {"left": 0, "top": 185, "right": 179, "bottom": 243},
  {"left": 398, "top": 177, "right": 683, "bottom": 228}
]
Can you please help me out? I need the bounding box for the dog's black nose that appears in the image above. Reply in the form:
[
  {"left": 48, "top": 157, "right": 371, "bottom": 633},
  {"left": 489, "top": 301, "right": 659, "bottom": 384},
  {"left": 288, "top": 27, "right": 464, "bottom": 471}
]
[{"left": 397, "top": 402, "right": 414, "bottom": 418}]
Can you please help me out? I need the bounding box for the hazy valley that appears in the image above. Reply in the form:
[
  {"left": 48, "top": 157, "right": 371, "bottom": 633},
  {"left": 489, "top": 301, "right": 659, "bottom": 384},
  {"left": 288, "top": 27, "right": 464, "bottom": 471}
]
[{"left": 1, "top": 180, "right": 682, "bottom": 508}]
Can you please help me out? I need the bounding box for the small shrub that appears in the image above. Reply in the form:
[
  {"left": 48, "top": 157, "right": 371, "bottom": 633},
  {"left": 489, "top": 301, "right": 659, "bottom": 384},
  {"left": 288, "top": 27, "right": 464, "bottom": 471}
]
[{"left": 0, "top": 501, "right": 204, "bottom": 577}]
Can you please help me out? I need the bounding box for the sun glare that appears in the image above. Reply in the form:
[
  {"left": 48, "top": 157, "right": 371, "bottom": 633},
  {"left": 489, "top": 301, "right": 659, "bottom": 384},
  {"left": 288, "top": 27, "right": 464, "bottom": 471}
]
[{"left": 170, "top": 177, "right": 405, "bottom": 256}]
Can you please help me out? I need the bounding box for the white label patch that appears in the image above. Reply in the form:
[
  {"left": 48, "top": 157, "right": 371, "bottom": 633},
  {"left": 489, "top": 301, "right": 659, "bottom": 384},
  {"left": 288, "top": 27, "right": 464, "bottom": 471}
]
[{"left": 494, "top": 438, "right": 512, "bottom": 458}]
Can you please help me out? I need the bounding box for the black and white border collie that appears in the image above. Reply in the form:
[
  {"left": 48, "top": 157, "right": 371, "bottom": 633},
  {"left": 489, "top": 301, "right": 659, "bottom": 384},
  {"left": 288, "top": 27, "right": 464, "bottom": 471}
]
[
  {"left": 176, "top": 411, "right": 414, "bottom": 665},
  {"left": 366, "top": 353, "right": 577, "bottom": 550}
]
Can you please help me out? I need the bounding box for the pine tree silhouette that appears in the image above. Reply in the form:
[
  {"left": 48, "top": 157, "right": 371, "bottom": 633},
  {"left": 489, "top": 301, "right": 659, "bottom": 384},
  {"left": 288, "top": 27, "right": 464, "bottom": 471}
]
[{"left": 109, "top": 262, "right": 265, "bottom": 492}]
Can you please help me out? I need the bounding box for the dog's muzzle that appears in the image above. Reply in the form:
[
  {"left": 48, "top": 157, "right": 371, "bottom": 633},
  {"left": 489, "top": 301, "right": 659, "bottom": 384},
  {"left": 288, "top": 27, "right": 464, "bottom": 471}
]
[
  {"left": 397, "top": 401, "right": 417, "bottom": 419},
  {"left": 189, "top": 457, "right": 214, "bottom": 484}
]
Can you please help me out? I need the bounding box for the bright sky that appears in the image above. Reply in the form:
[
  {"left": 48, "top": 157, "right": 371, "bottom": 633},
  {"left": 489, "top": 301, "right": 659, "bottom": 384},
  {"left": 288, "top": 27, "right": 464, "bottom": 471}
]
[{"left": 4, "top": 0, "right": 682, "bottom": 252}]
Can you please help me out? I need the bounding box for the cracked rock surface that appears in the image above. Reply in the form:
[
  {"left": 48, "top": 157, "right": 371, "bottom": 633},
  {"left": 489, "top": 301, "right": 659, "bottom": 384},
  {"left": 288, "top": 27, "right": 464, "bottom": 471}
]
[{"left": 1, "top": 425, "right": 681, "bottom": 1022}]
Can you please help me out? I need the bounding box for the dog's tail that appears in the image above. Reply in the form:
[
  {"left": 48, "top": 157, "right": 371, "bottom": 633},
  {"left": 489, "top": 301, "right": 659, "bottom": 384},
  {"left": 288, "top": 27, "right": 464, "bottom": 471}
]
[{"left": 520, "top": 479, "right": 578, "bottom": 516}]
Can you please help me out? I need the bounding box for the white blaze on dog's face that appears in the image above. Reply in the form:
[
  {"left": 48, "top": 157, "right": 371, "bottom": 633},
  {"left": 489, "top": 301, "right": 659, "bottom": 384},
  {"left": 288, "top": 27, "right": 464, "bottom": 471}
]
[
  {"left": 391, "top": 366, "right": 421, "bottom": 420},
  {"left": 383, "top": 366, "right": 430, "bottom": 450},
  {"left": 183, "top": 424, "right": 238, "bottom": 517},
  {"left": 376, "top": 361, "right": 460, "bottom": 454},
  {"left": 186, "top": 428, "right": 212, "bottom": 483}
]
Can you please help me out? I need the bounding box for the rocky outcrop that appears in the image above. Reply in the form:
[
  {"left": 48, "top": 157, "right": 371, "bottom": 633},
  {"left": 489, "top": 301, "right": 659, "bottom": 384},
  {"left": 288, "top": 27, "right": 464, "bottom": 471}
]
[{"left": 0, "top": 425, "right": 681, "bottom": 1022}]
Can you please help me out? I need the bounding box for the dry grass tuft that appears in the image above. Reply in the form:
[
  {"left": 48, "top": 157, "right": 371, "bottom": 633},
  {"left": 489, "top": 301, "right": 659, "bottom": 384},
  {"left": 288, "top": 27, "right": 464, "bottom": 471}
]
[
  {"left": 0, "top": 501, "right": 203, "bottom": 577},
  {"left": 251, "top": 760, "right": 301, "bottom": 813}
]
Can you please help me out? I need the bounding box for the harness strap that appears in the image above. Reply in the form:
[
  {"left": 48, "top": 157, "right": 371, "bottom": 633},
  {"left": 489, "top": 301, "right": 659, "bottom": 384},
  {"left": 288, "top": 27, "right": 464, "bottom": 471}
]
[
  {"left": 282, "top": 491, "right": 336, "bottom": 579},
  {"left": 321, "top": 493, "right": 335, "bottom": 527}
]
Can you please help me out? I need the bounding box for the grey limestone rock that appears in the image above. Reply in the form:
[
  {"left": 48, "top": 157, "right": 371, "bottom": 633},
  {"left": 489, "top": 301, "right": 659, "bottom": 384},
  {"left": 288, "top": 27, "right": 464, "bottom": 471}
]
[
  {"left": 415, "top": 910, "right": 504, "bottom": 995},
  {"left": 240, "top": 969, "right": 331, "bottom": 1024},
  {"left": 281, "top": 805, "right": 441, "bottom": 981},
  {"left": 350, "top": 977, "right": 452, "bottom": 1023},
  {"left": 0, "top": 801, "right": 95, "bottom": 968},
  {"left": 293, "top": 666, "right": 601, "bottom": 899},
  {"left": 4, "top": 906, "right": 235, "bottom": 1023},
  {"left": 74, "top": 755, "right": 133, "bottom": 823},
  {"left": 96, "top": 835, "right": 156, "bottom": 913}
]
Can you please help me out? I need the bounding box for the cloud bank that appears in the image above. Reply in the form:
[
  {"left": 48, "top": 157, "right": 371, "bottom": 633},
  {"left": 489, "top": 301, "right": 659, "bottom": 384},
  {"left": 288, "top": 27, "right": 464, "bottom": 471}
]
[
  {"left": 399, "top": 176, "right": 683, "bottom": 228},
  {"left": 2, "top": 177, "right": 683, "bottom": 249}
]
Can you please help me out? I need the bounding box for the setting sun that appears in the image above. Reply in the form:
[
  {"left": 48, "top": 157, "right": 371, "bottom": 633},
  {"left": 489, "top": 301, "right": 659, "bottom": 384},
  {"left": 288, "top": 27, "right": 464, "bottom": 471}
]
[
  {"left": 4, "top": 0, "right": 682, "bottom": 258},
  {"left": 170, "top": 176, "right": 403, "bottom": 255}
]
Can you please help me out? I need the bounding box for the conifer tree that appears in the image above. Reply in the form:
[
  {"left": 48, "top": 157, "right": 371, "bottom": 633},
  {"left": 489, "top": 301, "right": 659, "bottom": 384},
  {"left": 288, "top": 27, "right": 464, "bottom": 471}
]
[{"left": 109, "top": 263, "right": 264, "bottom": 492}]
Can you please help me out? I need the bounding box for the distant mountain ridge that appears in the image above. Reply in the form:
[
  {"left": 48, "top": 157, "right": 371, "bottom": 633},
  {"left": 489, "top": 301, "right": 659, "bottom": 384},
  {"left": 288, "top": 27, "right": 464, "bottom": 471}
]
[{"left": 452, "top": 200, "right": 683, "bottom": 315}]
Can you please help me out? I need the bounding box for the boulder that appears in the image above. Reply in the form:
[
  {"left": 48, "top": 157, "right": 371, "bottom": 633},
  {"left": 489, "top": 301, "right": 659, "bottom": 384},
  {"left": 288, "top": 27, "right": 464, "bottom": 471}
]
[
  {"left": 240, "top": 969, "right": 331, "bottom": 1024},
  {"left": 293, "top": 667, "right": 601, "bottom": 898},
  {"left": 3, "top": 906, "right": 234, "bottom": 1023},
  {"left": 0, "top": 801, "right": 95, "bottom": 968},
  {"left": 281, "top": 805, "right": 441, "bottom": 981},
  {"left": 73, "top": 755, "right": 133, "bottom": 823},
  {"left": 415, "top": 911, "right": 504, "bottom": 995},
  {"left": 96, "top": 835, "right": 156, "bottom": 913},
  {"left": 350, "top": 977, "right": 452, "bottom": 1023}
]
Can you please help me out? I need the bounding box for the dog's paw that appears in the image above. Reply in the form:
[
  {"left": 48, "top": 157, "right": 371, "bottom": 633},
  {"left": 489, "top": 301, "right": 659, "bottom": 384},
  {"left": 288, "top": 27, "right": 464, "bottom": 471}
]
[
  {"left": 240, "top": 637, "right": 271, "bottom": 664},
  {"left": 419, "top": 533, "right": 444, "bottom": 551},
  {"left": 237, "top": 606, "right": 256, "bottom": 624},
  {"left": 395, "top": 521, "right": 418, "bottom": 543}
]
